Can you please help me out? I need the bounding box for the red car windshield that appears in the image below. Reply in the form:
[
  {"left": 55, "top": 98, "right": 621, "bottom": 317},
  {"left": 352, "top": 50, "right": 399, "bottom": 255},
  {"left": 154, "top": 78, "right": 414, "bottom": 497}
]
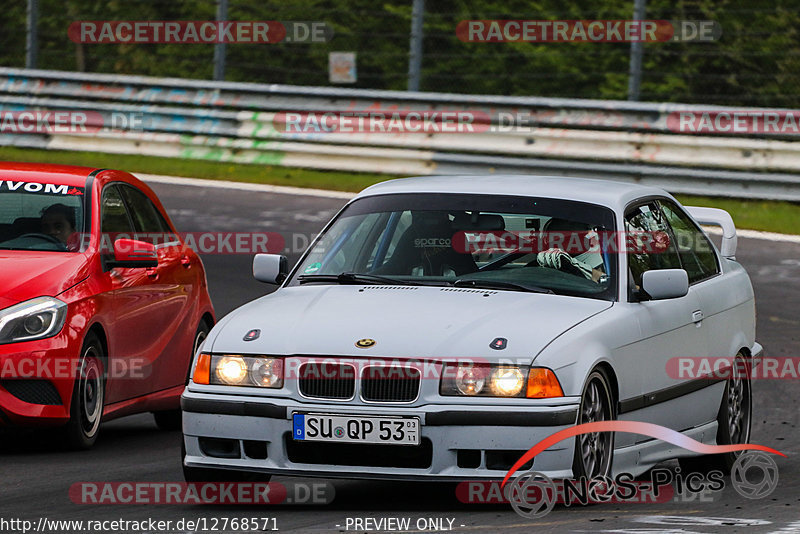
[{"left": 0, "top": 184, "right": 85, "bottom": 252}]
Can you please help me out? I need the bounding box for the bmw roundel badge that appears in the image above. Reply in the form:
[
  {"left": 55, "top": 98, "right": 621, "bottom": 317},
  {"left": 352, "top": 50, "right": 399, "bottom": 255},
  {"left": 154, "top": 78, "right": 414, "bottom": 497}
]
[
  {"left": 490, "top": 337, "right": 508, "bottom": 350},
  {"left": 244, "top": 329, "right": 261, "bottom": 342}
]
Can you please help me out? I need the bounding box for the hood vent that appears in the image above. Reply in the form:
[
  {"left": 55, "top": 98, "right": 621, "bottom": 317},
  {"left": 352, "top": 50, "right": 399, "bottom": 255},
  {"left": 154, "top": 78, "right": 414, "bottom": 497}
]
[
  {"left": 439, "top": 288, "right": 498, "bottom": 295},
  {"left": 359, "top": 286, "right": 418, "bottom": 291}
]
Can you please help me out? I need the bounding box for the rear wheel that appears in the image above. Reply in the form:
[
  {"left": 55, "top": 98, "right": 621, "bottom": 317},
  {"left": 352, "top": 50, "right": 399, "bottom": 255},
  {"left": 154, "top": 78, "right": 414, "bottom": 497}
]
[
  {"left": 679, "top": 353, "right": 751, "bottom": 473},
  {"left": 62, "top": 332, "right": 105, "bottom": 450},
  {"left": 153, "top": 319, "right": 211, "bottom": 431},
  {"left": 572, "top": 369, "right": 615, "bottom": 479}
]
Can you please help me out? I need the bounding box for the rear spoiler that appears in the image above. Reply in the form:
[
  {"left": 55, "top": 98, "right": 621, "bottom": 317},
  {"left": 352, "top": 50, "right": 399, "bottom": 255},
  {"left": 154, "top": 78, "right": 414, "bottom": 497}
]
[{"left": 685, "top": 206, "right": 737, "bottom": 259}]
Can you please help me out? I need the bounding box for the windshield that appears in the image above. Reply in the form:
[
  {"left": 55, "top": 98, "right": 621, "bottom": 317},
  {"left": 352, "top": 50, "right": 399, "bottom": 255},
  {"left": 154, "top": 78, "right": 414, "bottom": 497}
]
[
  {"left": 0, "top": 183, "right": 85, "bottom": 252},
  {"left": 289, "top": 193, "right": 618, "bottom": 300}
]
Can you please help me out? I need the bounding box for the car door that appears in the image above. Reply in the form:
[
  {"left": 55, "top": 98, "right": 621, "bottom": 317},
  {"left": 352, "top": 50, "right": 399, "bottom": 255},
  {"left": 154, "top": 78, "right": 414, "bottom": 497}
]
[
  {"left": 619, "top": 201, "right": 710, "bottom": 433},
  {"left": 100, "top": 184, "right": 179, "bottom": 403},
  {"left": 658, "top": 200, "right": 734, "bottom": 366},
  {"left": 117, "top": 183, "right": 195, "bottom": 393}
]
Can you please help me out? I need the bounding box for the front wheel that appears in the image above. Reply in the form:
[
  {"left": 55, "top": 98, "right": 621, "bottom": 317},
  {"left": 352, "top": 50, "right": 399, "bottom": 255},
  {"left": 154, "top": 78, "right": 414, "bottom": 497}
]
[
  {"left": 572, "top": 369, "right": 615, "bottom": 479},
  {"left": 679, "top": 353, "right": 751, "bottom": 473},
  {"left": 62, "top": 333, "right": 105, "bottom": 450}
]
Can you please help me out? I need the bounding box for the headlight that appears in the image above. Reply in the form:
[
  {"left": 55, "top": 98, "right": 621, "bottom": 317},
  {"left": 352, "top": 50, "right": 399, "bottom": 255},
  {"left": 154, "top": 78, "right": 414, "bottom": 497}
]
[
  {"left": 455, "top": 365, "right": 487, "bottom": 395},
  {"left": 216, "top": 356, "right": 248, "bottom": 385},
  {"left": 441, "top": 363, "right": 563, "bottom": 398},
  {"left": 0, "top": 297, "right": 67, "bottom": 344},
  {"left": 192, "top": 353, "right": 284, "bottom": 388},
  {"left": 250, "top": 357, "right": 283, "bottom": 387},
  {"left": 490, "top": 367, "right": 525, "bottom": 396}
]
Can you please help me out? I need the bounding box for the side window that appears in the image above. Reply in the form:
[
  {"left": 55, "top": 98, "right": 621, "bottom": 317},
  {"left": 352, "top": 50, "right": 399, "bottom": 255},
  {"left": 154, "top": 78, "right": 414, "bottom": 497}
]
[
  {"left": 624, "top": 202, "right": 682, "bottom": 289},
  {"left": 101, "top": 185, "right": 133, "bottom": 235},
  {"left": 118, "top": 185, "right": 172, "bottom": 235},
  {"left": 659, "top": 200, "right": 720, "bottom": 283}
]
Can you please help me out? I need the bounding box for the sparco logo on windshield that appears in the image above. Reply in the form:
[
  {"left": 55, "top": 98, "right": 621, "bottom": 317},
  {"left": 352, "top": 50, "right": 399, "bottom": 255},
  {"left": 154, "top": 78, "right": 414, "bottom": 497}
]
[{"left": 0, "top": 181, "right": 81, "bottom": 195}]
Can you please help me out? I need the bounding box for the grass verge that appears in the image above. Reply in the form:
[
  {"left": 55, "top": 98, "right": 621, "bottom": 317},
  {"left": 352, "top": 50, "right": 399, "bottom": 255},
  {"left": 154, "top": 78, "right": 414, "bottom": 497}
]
[
  {"left": 1, "top": 146, "right": 798, "bottom": 235},
  {"left": 0, "top": 147, "right": 387, "bottom": 192}
]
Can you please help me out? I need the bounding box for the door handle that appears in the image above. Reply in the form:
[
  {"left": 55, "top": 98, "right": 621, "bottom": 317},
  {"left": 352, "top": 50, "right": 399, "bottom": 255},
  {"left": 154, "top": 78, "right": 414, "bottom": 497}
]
[
  {"left": 181, "top": 255, "right": 192, "bottom": 268},
  {"left": 692, "top": 310, "right": 704, "bottom": 323},
  {"left": 146, "top": 267, "right": 159, "bottom": 280}
]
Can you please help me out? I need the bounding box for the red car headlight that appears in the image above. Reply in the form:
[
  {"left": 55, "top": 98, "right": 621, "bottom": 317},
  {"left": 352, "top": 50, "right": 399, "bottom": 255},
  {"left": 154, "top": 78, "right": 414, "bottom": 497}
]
[{"left": 0, "top": 296, "right": 67, "bottom": 345}]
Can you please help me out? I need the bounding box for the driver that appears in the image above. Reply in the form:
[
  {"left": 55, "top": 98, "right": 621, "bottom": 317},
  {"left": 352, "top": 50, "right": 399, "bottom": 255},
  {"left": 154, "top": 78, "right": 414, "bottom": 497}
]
[
  {"left": 40, "top": 204, "right": 77, "bottom": 246},
  {"left": 535, "top": 218, "right": 604, "bottom": 281}
]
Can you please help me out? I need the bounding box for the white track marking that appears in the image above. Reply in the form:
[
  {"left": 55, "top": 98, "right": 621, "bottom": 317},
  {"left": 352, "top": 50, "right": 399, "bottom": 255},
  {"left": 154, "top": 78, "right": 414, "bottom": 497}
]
[
  {"left": 703, "top": 226, "right": 800, "bottom": 244},
  {"left": 632, "top": 515, "right": 771, "bottom": 527},
  {"left": 136, "top": 173, "right": 356, "bottom": 200}
]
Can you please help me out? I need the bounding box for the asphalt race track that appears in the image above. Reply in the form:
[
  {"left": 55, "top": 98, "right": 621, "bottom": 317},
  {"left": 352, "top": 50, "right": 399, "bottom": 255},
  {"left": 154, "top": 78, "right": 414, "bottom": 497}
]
[{"left": 1, "top": 180, "right": 799, "bottom": 533}]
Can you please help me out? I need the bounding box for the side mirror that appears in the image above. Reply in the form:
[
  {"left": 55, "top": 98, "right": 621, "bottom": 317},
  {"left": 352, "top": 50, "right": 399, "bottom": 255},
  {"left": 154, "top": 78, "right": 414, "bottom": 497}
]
[
  {"left": 107, "top": 239, "right": 158, "bottom": 269},
  {"left": 640, "top": 269, "right": 689, "bottom": 300},
  {"left": 253, "top": 254, "right": 288, "bottom": 284}
]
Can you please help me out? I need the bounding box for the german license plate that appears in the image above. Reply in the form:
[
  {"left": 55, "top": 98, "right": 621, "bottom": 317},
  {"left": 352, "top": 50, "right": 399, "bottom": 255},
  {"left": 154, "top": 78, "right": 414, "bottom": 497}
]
[{"left": 292, "top": 413, "right": 420, "bottom": 446}]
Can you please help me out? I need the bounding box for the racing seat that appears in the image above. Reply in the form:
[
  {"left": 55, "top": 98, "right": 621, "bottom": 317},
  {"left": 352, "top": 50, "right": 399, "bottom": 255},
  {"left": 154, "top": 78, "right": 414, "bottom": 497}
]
[
  {"left": 374, "top": 211, "right": 477, "bottom": 276},
  {"left": 542, "top": 217, "right": 590, "bottom": 235}
]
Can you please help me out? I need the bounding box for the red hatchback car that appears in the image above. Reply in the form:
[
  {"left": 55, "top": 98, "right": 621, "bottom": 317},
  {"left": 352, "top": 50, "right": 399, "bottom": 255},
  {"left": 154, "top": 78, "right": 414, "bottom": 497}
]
[{"left": 0, "top": 162, "right": 214, "bottom": 448}]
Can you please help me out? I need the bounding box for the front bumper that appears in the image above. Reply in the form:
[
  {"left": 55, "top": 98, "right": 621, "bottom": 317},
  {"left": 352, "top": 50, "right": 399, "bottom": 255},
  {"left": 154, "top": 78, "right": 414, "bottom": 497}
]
[
  {"left": 0, "top": 333, "right": 77, "bottom": 425},
  {"left": 181, "top": 390, "right": 580, "bottom": 481}
]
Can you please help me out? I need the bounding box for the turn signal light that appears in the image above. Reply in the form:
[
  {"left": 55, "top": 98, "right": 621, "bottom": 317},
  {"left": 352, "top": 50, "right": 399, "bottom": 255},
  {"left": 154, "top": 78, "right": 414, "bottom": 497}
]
[
  {"left": 526, "top": 367, "right": 564, "bottom": 398},
  {"left": 192, "top": 353, "right": 211, "bottom": 384}
]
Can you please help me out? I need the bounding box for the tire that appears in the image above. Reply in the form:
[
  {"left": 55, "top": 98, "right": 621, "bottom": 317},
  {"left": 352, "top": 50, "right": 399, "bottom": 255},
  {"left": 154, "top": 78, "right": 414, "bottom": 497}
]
[
  {"left": 572, "top": 368, "right": 615, "bottom": 480},
  {"left": 181, "top": 441, "right": 271, "bottom": 483},
  {"left": 153, "top": 410, "right": 182, "bottom": 430},
  {"left": 679, "top": 353, "right": 752, "bottom": 473},
  {"left": 62, "top": 332, "right": 105, "bottom": 450},
  {"left": 153, "top": 319, "right": 211, "bottom": 431}
]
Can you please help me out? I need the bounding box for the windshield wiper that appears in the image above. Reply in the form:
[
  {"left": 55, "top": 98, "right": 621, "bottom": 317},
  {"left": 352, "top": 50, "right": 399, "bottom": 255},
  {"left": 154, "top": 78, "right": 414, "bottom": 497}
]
[
  {"left": 453, "top": 278, "right": 554, "bottom": 294},
  {"left": 297, "top": 272, "right": 412, "bottom": 286}
]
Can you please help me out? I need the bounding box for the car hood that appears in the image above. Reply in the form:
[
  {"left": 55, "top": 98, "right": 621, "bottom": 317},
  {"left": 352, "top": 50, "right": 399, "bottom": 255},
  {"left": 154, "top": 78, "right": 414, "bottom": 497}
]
[
  {"left": 210, "top": 285, "right": 613, "bottom": 362},
  {"left": 0, "top": 252, "right": 90, "bottom": 308}
]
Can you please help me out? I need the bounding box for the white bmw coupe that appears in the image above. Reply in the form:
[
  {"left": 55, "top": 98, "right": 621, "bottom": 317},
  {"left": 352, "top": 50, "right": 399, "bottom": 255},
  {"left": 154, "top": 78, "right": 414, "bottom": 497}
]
[{"left": 181, "top": 175, "right": 759, "bottom": 483}]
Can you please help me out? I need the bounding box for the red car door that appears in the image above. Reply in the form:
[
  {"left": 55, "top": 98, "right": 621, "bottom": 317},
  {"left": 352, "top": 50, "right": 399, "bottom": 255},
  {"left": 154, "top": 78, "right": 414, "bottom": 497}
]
[
  {"left": 117, "top": 183, "right": 197, "bottom": 392},
  {"left": 100, "top": 184, "right": 183, "bottom": 403}
]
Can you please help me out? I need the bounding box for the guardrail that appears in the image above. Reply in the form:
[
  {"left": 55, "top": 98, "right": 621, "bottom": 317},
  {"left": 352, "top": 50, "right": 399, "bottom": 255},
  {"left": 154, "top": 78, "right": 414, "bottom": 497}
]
[{"left": 1, "top": 67, "right": 799, "bottom": 200}]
